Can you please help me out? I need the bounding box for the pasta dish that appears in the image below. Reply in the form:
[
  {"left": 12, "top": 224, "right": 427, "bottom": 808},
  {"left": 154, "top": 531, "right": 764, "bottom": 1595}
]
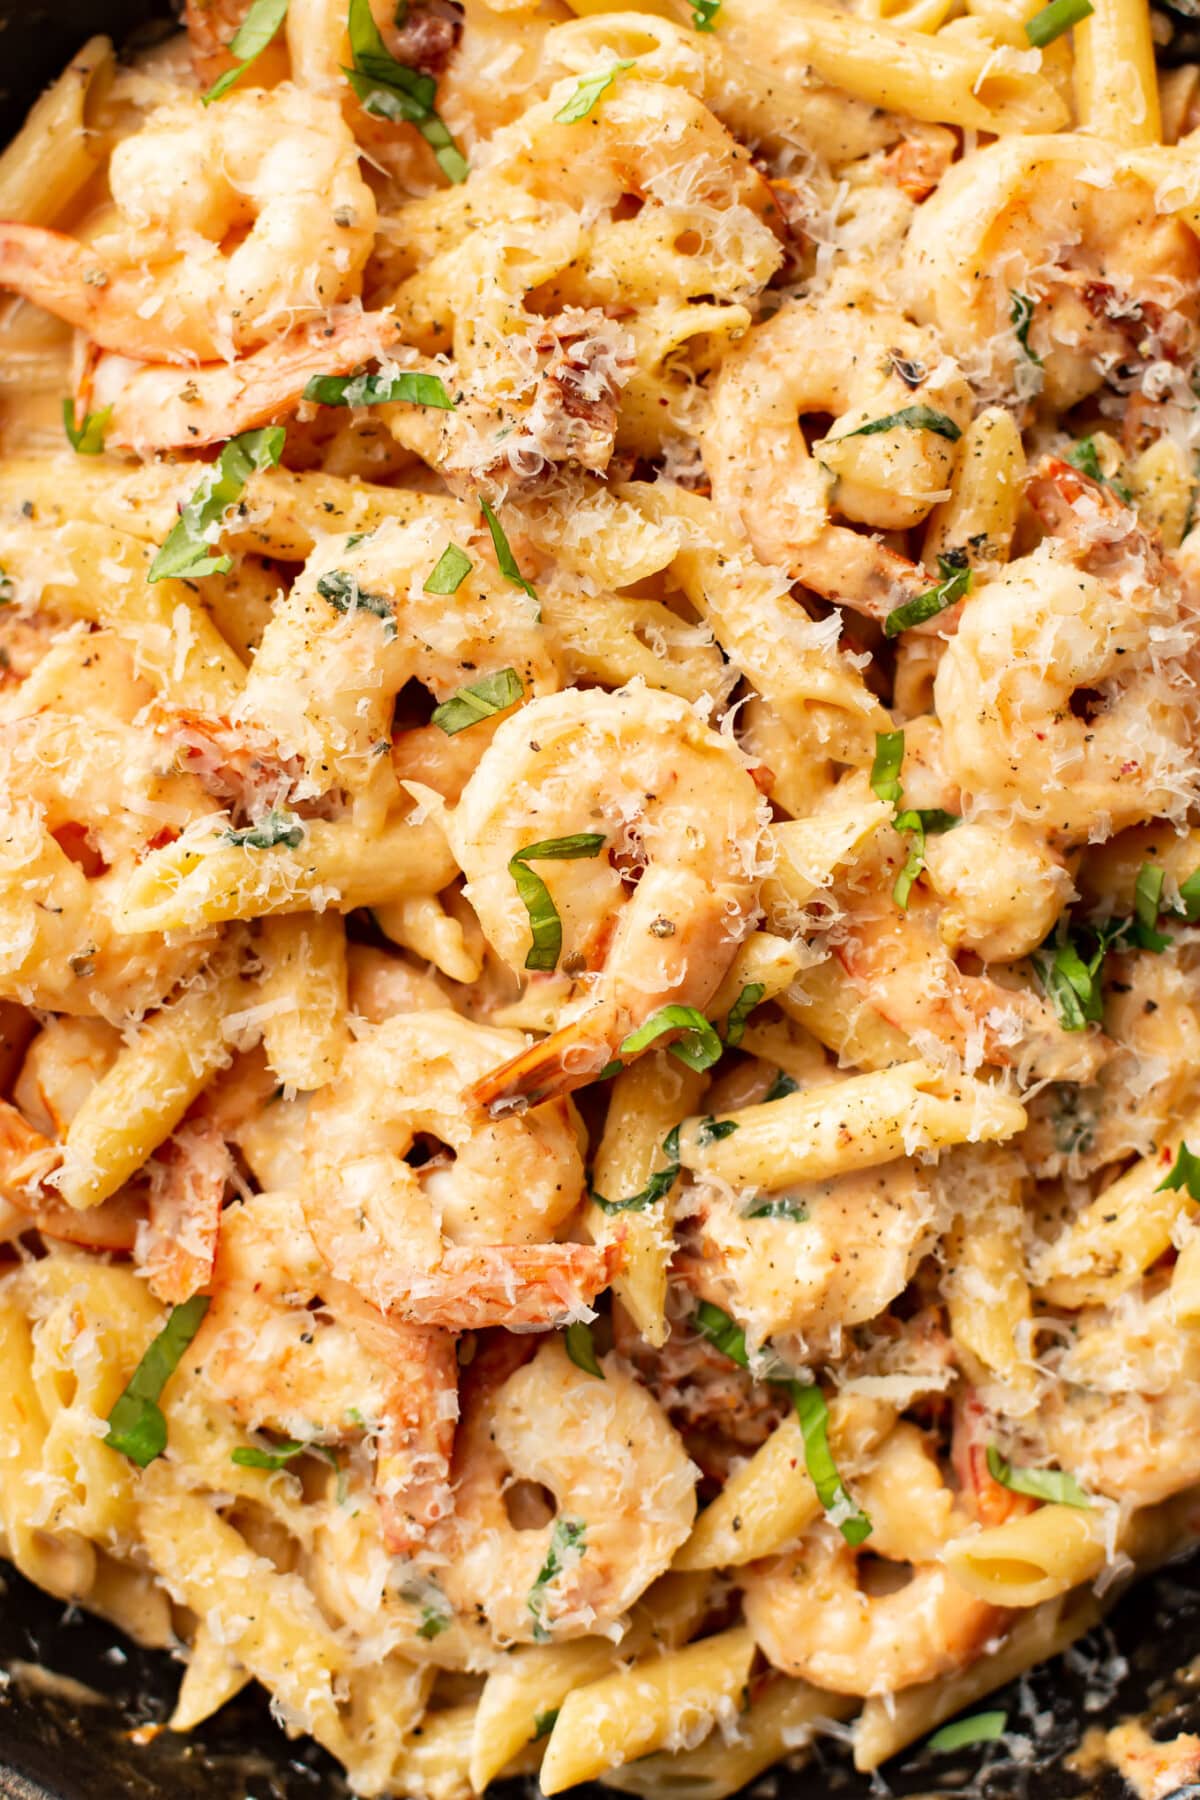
[{"left": 2, "top": 0, "right": 1200, "bottom": 1790}]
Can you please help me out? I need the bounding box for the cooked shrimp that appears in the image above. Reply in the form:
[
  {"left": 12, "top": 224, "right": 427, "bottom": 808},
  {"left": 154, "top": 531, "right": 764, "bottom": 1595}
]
[
  {"left": 450, "top": 685, "right": 767, "bottom": 1108},
  {"left": 703, "top": 286, "right": 972, "bottom": 617},
  {"left": 0, "top": 715, "right": 214, "bottom": 1016},
  {"left": 743, "top": 1425, "right": 1005, "bottom": 1694},
  {"left": 91, "top": 312, "right": 414, "bottom": 453},
  {"left": 439, "top": 1334, "right": 696, "bottom": 1642},
  {"left": 301, "top": 1010, "right": 618, "bottom": 1327},
  {"left": 236, "top": 515, "right": 557, "bottom": 821},
  {"left": 0, "top": 1044, "right": 139, "bottom": 1250},
  {"left": 679, "top": 1162, "right": 940, "bottom": 1348},
  {"left": 190, "top": 1187, "right": 458, "bottom": 1553},
  {"left": 138, "top": 1119, "right": 233, "bottom": 1306},
  {"left": 935, "top": 457, "right": 1199, "bottom": 838},
  {"left": 905, "top": 135, "right": 1200, "bottom": 410},
  {"left": 0, "top": 88, "right": 375, "bottom": 363}
]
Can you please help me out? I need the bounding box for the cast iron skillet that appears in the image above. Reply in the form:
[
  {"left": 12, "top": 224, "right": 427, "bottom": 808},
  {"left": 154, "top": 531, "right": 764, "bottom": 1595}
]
[{"left": 2, "top": 7, "right": 1200, "bottom": 1796}]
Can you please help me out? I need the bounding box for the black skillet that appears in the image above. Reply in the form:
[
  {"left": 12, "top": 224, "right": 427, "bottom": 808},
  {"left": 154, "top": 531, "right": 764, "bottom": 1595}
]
[{"left": 0, "top": 5, "right": 1197, "bottom": 1794}]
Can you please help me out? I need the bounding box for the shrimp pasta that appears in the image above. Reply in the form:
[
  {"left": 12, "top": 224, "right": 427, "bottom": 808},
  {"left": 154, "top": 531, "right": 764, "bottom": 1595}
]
[{"left": 5, "top": 0, "right": 1200, "bottom": 1792}]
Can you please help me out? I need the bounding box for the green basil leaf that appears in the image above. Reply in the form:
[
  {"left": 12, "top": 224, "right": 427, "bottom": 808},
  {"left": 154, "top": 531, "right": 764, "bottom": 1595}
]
[
  {"left": 303, "top": 368, "right": 455, "bottom": 409},
  {"left": 790, "top": 1381, "right": 873, "bottom": 1545},
  {"left": 591, "top": 1127, "right": 680, "bottom": 1213},
  {"left": 1066, "top": 435, "right": 1132, "bottom": 503},
  {"left": 695, "top": 1116, "right": 739, "bottom": 1146},
  {"left": 232, "top": 1437, "right": 339, "bottom": 1473},
  {"left": 509, "top": 833, "right": 607, "bottom": 972},
  {"left": 891, "top": 807, "right": 959, "bottom": 910},
  {"left": 553, "top": 61, "right": 633, "bottom": 123},
  {"left": 533, "top": 1709, "right": 560, "bottom": 1740},
  {"left": 870, "top": 729, "right": 905, "bottom": 808},
  {"left": 203, "top": 0, "right": 289, "bottom": 101},
  {"left": 842, "top": 404, "right": 961, "bottom": 442},
  {"left": 723, "top": 982, "right": 764, "bottom": 1048},
  {"left": 883, "top": 556, "right": 972, "bottom": 638},
  {"left": 343, "top": 0, "right": 467, "bottom": 183},
  {"left": 317, "top": 568, "right": 397, "bottom": 638},
  {"left": 692, "top": 1299, "right": 751, "bottom": 1368},
  {"left": 479, "top": 496, "right": 537, "bottom": 601},
  {"left": 618, "top": 1005, "right": 723, "bottom": 1072},
  {"left": 220, "top": 808, "right": 305, "bottom": 850},
  {"left": 149, "top": 427, "right": 285, "bottom": 582},
  {"left": 927, "top": 1712, "right": 1008, "bottom": 1754},
  {"left": 423, "top": 543, "right": 472, "bottom": 594},
  {"left": 691, "top": 0, "right": 720, "bottom": 25},
  {"left": 1176, "top": 867, "right": 1200, "bottom": 923},
  {"left": 1132, "top": 860, "right": 1172, "bottom": 952},
  {"left": 1156, "top": 1140, "right": 1200, "bottom": 1200},
  {"left": 743, "top": 1194, "right": 808, "bottom": 1220},
  {"left": 564, "top": 1319, "right": 605, "bottom": 1379},
  {"left": 104, "top": 1295, "right": 210, "bottom": 1467},
  {"left": 1025, "top": 0, "right": 1092, "bottom": 45},
  {"left": 431, "top": 668, "right": 523, "bottom": 735},
  {"left": 985, "top": 1444, "right": 1091, "bottom": 1508},
  {"left": 418, "top": 1600, "right": 451, "bottom": 1639},
  {"left": 62, "top": 398, "right": 112, "bottom": 456},
  {"left": 528, "top": 1516, "right": 586, "bottom": 1642},
  {"left": 762, "top": 1069, "right": 798, "bottom": 1103},
  {"left": 1033, "top": 917, "right": 1114, "bottom": 1031},
  {"left": 1009, "top": 290, "right": 1041, "bottom": 366}
]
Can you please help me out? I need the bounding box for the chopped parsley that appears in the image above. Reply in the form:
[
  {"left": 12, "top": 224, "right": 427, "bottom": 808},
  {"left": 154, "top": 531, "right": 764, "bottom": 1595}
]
[
  {"left": 508, "top": 834, "right": 607, "bottom": 972},
  {"left": 528, "top": 1517, "right": 586, "bottom": 1641},
  {"left": 554, "top": 62, "right": 633, "bottom": 123},
  {"left": 431, "top": 668, "right": 523, "bottom": 735},
  {"left": 343, "top": 0, "right": 467, "bottom": 183},
  {"left": 149, "top": 427, "right": 284, "bottom": 582},
  {"left": 203, "top": 0, "right": 288, "bottom": 101},
  {"left": 104, "top": 1295, "right": 210, "bottom": 1467}
]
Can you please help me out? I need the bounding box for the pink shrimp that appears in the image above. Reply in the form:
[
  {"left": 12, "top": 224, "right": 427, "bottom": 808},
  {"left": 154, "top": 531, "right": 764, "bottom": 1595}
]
[{"left": 138, "top": 1119, "right": 233, "bottom": 1306}]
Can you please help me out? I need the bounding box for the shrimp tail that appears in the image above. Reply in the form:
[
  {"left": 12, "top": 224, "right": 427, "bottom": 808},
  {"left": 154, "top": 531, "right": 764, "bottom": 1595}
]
[
  {"left": 397, "top": 1241, "right": 624, "bottom": 1331},
  {"left": 469, "top": 1014, "right": 619, "bottom": 1110}
]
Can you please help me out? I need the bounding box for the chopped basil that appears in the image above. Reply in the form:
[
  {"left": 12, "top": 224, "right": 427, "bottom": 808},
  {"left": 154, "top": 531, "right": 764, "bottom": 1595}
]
[
  {"left": 619, "top": 1005, "right": 723, "bottom": 1072},
  {"left": 317, "top": 568, "right": 397, "bottom": 638},
  {"left": 479, "top": 496, "right": 537, "bottom": 602},
  {"left": 554, "top": 61, "right": 633, "bottom": 123},
  {"left": 723, "top": 982, "right": 764, "bottom": 1048},
  {"left": 693, "top": 1299, "right": 753, "bottom": 1368},
  {"left": 418, "top": 1599, "right": 451, "bottom": 1640},
  {"left": 62, "top": 398, "right": 112, "bottom": 456},
  {"left": 509, "top": 833, "right": 606, "bottom": 972},
  {"left": 303, "top": 368, "right": 455, "bottom": 409},
  {"left": 591, "top": 1126, "right": 680, "bottom": 1213},
  {"left": 203, "top": 0, "right": 288, "bottom": 101},
  {"left": 743, "top": 1194, "right": 808, "bottom": 1220},
  {"left": 431, "top": 668, "right": 523, "bottom": 735},
  {"left": 533, "top": 1709, "right": 560, "bottom": 1740},
  {"left": 1177, "top": 867, "right": 1200, "bottom": 923},
  {"left": 343, "top": 0, "right": 467, "bottom": 183},
  {"left": 842, "top": 404, "right": 961, "bottom": 443},
  {"left": 1132, "top": 861, "right": 1172, "bottom": 952},
  {"left": 792, "top": 1382, "right": 872, "bottom": 1546},
  {"left": 891, "top": 806, "right": 958, "bottom": 909},
  {"left": 564, "top": 1319, "right": 604, "bottom": 1379},
  {"left": 695, "top": 1116, "right": 739, "bottom": 1146},
  {"left": 883, "top": 553, "right": 972, "bottom": 638},
  {"left": 928, "top": 1712, "right": 1007, "bottom": 1755},
  {"left": 1009, "top": 289, "right": 1041, "bottom": 365},
  {"left": 149, "top": 427, "right": 285, "bottom": 582},
  {"left": 763, "top": 1069, "right": 799, "bottom": 1103},
  {"left": 1033, "top": 917, "right": 1125, "bottom": 1031},
  {"left": 232, "top": 1437, "right": 338, "bottom": 1473},
  {"left": 424, "top": 542, "right": 472, "bottom": 594},
  {"left": 1066, "top": 435, "right": 1132, "bottom": 503},
  {"left": 691, "top": 0, "right": 720, "bottom": 25},
  {"left": 528, "top": 1516, "right": 586, "bottom": 1641},
  {"left": 985, "top": 1444, "right": 1091, "bottom": 1509},
  {"left": 1156, "top": 1140, "right": 1200, "bottom": 1200},
  {"left": 1025, "top": 0, "right": 1092, "bottom": 45},
  {"left": 103, "top": 1295, "right": 210, "bottom": 1468},
  {"left": 220, "top": 809, "right": 305, "bottom": 850},
  {"left": 870, "top": 729, "right": 905, "bottom": 808}
]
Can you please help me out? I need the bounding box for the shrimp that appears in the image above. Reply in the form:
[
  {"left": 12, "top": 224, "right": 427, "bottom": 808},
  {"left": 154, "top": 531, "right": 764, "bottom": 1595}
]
[
  {"left": 90, "top": 312, "right": 414, "bottom": 453},
  {"left": 703, "top": 286, "right": 972, "bottom": 618},
  {"left": 236, "top": 515, "right": 558, "bottom": 821},
  {"left": 905, "top": 135, "right": 1200, "bottom": 410},
  {"left": 138, "top": 1120, "right": 233, "bottom": 1306},
  {"left": 0, "top": 88, "right": 375, "bottom": 364},
  {"left": 678, "top": 1162, "right": 940, "bottom": 1348},
  {"left": 935, "top": 458, "right": 1199, "bottom": 838},
  {"left": 0, "top": 715, "right": 215, "bottom": 1016},
  {"left": 450, "top": 686, "right": 767, "bottom": 1108},
  {"left": 190, "top": 1187, "right": 458, "bottom": 1553},
  {"left": 438, "top": 1334, "right": 696, "bottom": 1642},
  {"left": 742, "top": 1424, "right": 1005, "bottom": 1695},
  {"left": 301, "top": 1010, "right": 618, "bottom": 1327}
]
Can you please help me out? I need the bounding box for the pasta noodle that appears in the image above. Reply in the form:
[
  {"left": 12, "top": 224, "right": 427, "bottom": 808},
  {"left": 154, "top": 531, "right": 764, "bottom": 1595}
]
[{"left": 0, "top": 0, "right": 1199, "bottom": 1792}]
